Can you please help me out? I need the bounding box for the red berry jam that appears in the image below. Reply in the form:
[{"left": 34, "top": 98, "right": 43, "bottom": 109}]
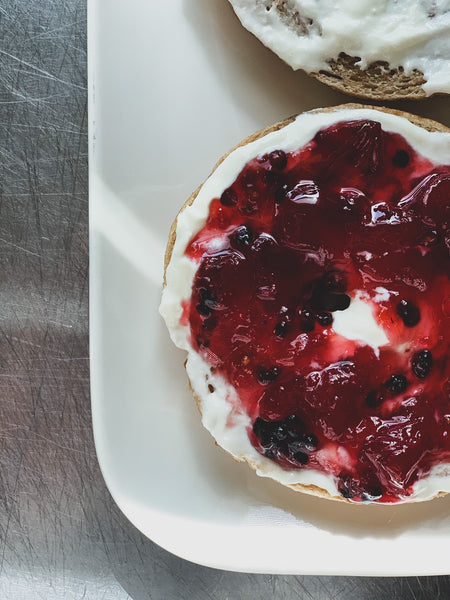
[{"left": 184, "top": 119, "right": 450, "bottom": 503}]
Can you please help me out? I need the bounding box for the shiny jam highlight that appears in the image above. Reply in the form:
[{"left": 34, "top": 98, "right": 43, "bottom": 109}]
[{"left": 185, "top": 120, "right": 450, "bottom": 502}]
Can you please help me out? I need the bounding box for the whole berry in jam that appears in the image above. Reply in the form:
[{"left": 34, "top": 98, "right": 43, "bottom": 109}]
[
  {"left": 268, "top": 149, "right": 288, "bottom": 171},
  {"left": 252, "top": 414, "right": 318, "bottom": 466},
  {"left": 392, "top": 149, "right": 410, "bottom": 168},
  {"left": 274, "top": 321, "right": 288, "bottom": 337},
  {"left": 385, "top": 374, "right": 408, "bottom": 393},
  {"left": 396, "top": 299, "right": 421, "bottom": 327},
  {"left": 412, "top": 350, "right": 433, "bottom": 379},
  {"left": 220, "top": 187, "right": 238, "bottom": 206},
  {"left": 293, "top": 450, "right": 309, "bottom": 465},
  {"left": 253, "top": 417, "right": 281, "bottom": 446}
]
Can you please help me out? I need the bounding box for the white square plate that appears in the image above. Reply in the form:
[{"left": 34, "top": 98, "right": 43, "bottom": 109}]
[{"left": 88, "top": 0, "right": 450, "bottom": 575}]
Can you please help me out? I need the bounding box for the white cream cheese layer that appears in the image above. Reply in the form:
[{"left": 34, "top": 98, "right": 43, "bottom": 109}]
[
  {"left": 228, "top": 0, "right": 450, "bottom": 95},
  {"left": 160, "top": 107, "right": 450, "bottom": 502}
]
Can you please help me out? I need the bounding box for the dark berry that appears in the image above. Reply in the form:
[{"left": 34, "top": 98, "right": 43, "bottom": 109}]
[
  {"left": 293, "top": 450, "right": 309, "bottom": 465},
  {"left": 274, "top": 321, "right": 288, "bottom": 337},
  {"left": 252, "top": 417, "right": 274, "bottom": 446},
  {"left": 392, "top": 149, "right": 410, "bottom": 168},
  {"left": 268, "top": 149, "right": 287, "bottom": 170},
  {"left": 412, "top": 350, "right": 433, "bottom": 379},
  {"left": 285, "top": 421, "right": 318, "bottom": 457},
  {"left": 365, "top": 390, "right": 385, "bottom": 408},
  {"left": 385, "top": 374, "right": 408, "bottom": 393},
  {"left": 397, "top": 299, "right": 421, "bottom": 327},
  {"left": 220, "top": 187, "right": 238, "bottom": 206},
  {"left": 253, "top": 417, "right": 288, "bottom": 447},
  {"left": 196, "top": 303, "right": 211, "bottom": 317},
  {"left": 232, "top": 225, "right": 253, "bottom": 246},
  {"left": 316, "top": 312, "right": 333, "bottom": 326},
  {"left": 257, "top": 366, "right": 280, "bottom": 385},
  {"left": 272, "top": 424, "right": 289, "bottom": 443},
  {"left": 287, "top": 439, "right": 305, "bottom": 455}
]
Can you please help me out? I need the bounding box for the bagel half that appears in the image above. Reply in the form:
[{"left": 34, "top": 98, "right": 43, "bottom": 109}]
[
  {"left": 160, "top": 104, "right": 450, "bottom": 503},
  {"left": 227, "top": 0, "right": 450, "bottom": 100}
]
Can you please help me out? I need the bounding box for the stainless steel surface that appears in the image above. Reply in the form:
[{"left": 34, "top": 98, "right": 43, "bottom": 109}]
[{"left": 0, "top": 0, "right": 449, "bottom": 597}]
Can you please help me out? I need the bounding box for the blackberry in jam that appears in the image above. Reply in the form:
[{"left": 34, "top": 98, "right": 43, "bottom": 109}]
[
  {"left": 412, "top": 350, "right": 433, "bottom": 379},
  {"left": 396, "top": 300, "right": 421, "bottom": 327}
]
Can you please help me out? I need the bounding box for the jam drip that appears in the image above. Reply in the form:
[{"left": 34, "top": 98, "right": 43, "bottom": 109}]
[{"left": 185, "top": 119, "right": 450, "bottom": 503}]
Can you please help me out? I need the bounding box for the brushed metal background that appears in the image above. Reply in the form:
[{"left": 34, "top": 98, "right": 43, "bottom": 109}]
[{"left": 0, "top": 0, "right": 448, "bottom": 597}]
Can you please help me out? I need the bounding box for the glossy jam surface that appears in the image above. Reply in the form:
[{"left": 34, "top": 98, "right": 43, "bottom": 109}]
[{"left": 185, "top": 120, "right": 450, "bottom": 502}]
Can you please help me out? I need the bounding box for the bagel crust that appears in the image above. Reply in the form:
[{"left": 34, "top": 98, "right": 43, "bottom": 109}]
[{"left": 161, "top": 104, "right": 450, "bottom": 503}]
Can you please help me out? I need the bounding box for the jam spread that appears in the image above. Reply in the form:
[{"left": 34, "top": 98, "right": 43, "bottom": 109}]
[{"left": 184, "top": 119, "right": 450, "bottom": 502}]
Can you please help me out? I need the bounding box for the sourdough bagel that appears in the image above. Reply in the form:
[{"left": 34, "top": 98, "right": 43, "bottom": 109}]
[
  {"left": 160, "top": 104, "right": 450, "bottom": 503},
  {"left": 227, "top": 1, "right": 450, "bottom": 100}
]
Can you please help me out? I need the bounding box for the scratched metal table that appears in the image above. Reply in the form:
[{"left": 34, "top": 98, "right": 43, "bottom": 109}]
[{"left": 0, "top": 1, "right": 449, "bottom": 598}]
